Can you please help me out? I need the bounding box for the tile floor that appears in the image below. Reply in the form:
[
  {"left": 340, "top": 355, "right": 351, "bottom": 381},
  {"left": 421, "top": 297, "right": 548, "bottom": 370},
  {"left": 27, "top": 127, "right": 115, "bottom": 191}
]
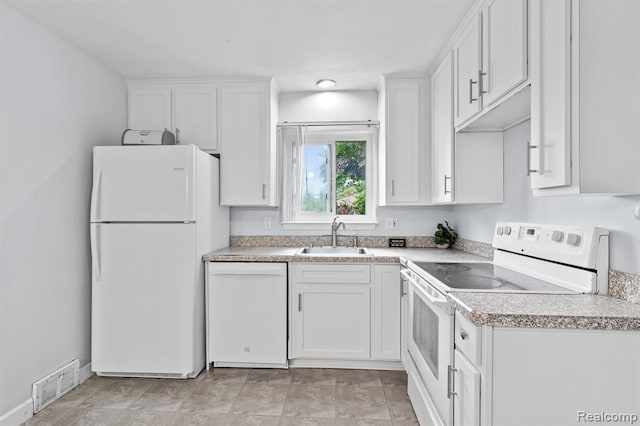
[{"left": 26, "top": 368, "right": 418, "bottom": 425}]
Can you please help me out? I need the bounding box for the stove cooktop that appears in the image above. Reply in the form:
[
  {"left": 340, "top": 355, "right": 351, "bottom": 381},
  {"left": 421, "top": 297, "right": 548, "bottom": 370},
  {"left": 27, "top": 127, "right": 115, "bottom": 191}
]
[{"left": 411, "top": 261, "right": 577, "bottom": 293}]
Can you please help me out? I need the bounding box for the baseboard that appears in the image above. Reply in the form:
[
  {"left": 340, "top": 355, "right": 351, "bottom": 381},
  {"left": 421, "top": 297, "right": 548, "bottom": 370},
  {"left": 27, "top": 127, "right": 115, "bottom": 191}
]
[
  {"left": 213, "top": 361, "right": 288, "bottom": 369},
  {"left": 79, "top": 362, "right": 94, "bottom": 384},
  {"left": 0, "top": 399, "right": 33, "bottom": 426},
  {"left": 0, "top": 362, "right": 92, "bottom": 426},
  {"left": 289, "top": 359, "right": 404, "bottom": 370}
]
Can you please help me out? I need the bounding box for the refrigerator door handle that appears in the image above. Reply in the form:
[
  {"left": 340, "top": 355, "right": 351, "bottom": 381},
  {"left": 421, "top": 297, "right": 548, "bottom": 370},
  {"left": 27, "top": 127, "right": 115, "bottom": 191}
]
[
  {"left": 90, "top": 225, "right": 102, "bottom": 281},
  {"left": 90, "top": 170, "right": 102, "bottom": 222}
]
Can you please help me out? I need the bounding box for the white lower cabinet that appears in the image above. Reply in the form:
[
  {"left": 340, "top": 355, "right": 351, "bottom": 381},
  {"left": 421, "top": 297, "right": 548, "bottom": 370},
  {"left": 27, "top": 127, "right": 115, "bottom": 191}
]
[
  {"left": 293, "top": 283, "right": 370, "bottom": 359},
  {"left": 450, "top": 311, "right": 640, "bottom": 426},
  {"left": 289, "top": 263, "right": 401, "bottom": 363},
  {"left": 454, "top": 350, "right": 481, "bottom": 426},
  {"left": 372, "top": 265, "right": 401, "bottom": 360}
]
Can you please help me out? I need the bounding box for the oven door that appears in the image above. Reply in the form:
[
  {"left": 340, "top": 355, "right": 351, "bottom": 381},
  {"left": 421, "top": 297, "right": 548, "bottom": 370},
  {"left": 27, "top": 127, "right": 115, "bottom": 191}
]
[{"left": 404, "top": 268, "right": 454, "bottom": 426}]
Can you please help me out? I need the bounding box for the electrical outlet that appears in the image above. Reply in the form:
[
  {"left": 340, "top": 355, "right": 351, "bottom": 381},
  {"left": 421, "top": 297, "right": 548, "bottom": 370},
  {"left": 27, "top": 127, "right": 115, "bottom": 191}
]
[
  {"left": 385, "top": 217, "right": 399, "bottom": 230},
  {"left": 264, "top": 217, "right": 272, "bottom": 229}
]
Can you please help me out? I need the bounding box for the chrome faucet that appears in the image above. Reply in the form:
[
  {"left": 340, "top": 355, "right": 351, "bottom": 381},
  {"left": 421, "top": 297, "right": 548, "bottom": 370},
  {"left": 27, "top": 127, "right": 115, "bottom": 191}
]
[{"left": 331, "top": 216, "right": 345, "bottom": 248}]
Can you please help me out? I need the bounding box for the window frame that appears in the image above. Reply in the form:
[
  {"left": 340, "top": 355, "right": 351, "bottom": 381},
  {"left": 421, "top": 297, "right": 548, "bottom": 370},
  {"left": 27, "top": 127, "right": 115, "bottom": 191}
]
[{"left": 282, "top": 126, "right": 378, "bottom": 228}]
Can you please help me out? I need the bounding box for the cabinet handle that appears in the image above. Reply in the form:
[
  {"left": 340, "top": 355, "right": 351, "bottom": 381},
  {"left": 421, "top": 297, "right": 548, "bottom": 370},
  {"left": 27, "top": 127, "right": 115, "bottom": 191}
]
[
  {"left": 262, "top": 183, "right": 266, "bottom": 199},
  {"left": 526, "top": 142, "right": 539, "bottom": 175},
  {"left": 460, "top": 330, "right": 468, "bottom": 340},
  {"left": 391, "top": 179, "right": 395, "bottom": 196},
  {"left": 469, "top": 79, "right": 478, "bottom": 103},
  {"left": 447, "top": 365, "right": 458, "bottom": 398},
  {"left": 479, "top": 70, "right": 487, "bottom": 95},
  {"left": 298, "top": 294, "right": 302, "bottom": 312},
  {"left": 175, "top": 127, "right": 181, "bottom": 144},
  {"left": 444, "top": 175, "right": 451, "bottom": 195},
  {"left": 400, "top": 278, "right": 407, "bottom": 297}
]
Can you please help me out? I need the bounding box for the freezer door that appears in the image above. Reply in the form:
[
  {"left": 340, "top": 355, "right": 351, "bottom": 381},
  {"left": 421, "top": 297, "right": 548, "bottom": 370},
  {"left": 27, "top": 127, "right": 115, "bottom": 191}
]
[
  {"left": 91, "top": 223, "right": 199, "bottom": 376},
  {"left": 91, "top": 145, "right": 196, "bottom": 222}
]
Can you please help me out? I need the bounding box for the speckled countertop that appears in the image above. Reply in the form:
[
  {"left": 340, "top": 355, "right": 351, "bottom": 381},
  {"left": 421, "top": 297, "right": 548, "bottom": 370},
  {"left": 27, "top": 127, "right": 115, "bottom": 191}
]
[
  {"left": 450, "top": 292, "right": 640, "bottom": 331},
  {"left": 202, "top": 246, "right": 640, "bottom": 331},
  {"left": 202, "top": 246, "right": 487, "bottom": 263}
]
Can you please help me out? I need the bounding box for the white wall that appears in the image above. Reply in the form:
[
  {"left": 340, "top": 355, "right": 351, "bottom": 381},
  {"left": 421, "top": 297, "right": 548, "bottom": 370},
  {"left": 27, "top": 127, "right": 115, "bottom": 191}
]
[
  {"left": 231, "top": 205, "right": 453, "bottom": 236},
  {"left": 450, "top": 120, "right": 640, "bottom": 275},
  {"left": 233, "top": 89, "right": 453, "bottom": 236},
  {"left": 0, "top": 1, "right": 127, "bottom": 416},
  {"left": 279, "top": 90, "right": 378, "bottom": 122}
]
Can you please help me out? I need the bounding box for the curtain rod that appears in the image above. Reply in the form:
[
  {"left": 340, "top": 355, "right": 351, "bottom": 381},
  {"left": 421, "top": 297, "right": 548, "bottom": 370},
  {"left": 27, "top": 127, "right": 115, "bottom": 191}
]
[{"left": 277, "top": 120, "right": 380, "bottom": 127}]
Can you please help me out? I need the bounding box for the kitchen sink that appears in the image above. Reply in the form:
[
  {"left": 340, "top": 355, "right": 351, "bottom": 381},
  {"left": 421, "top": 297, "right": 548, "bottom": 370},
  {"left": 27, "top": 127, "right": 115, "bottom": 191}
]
[{"left": 296, "top": 247, "right": 372, "bottom": 255}]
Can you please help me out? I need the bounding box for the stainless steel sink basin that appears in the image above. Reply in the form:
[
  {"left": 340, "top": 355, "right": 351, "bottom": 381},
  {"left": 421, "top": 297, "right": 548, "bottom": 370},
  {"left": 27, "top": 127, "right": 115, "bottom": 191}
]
[{"left": 296, "top": 247, "right": 372, "bottom": 255}]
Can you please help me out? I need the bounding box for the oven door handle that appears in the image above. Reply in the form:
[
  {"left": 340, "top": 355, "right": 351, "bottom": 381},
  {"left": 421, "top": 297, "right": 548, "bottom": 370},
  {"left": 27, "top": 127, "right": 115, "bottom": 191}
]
[{"left": 401, "top": 269, "right": 449, "bottom": 309}]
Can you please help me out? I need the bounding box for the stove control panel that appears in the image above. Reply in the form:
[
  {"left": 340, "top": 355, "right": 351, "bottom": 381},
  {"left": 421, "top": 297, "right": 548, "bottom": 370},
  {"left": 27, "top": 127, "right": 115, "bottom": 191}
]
[{"left": 493, "top": 222, "right": 609, "bottom": 270}]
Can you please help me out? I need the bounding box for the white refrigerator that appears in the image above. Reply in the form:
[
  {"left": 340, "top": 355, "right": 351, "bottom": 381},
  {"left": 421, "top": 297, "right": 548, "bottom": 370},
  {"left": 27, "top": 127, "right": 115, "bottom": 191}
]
[{"left": 90, "top": 145, "right": 229, "bottom": 378}]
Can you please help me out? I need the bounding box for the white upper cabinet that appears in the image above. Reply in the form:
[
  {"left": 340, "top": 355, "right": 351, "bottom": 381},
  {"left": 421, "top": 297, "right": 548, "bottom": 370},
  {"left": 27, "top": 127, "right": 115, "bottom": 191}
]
[
  {"left": 529, "top": 0, "right": 571, "bottom": 190},
  {"left": 128, "top": 83, "right": 219, "bottom": 153},
  {"left": 128, "top": 78, "right": 279, "bottom": 205},
  {"left": 379, "top": 75, "right": 431, "bottom": 206},
  {"left": 454, "top": 15, "right": 483, "bottom": 126},
  {"left": 481, "top": 0, "right": 528, "bottom": 107},
  {"left": 219, "top": 80, "right": 278, "bottom": 206},
  {"left": 530, "top": 0, "right": 640, "bottom": 195},
  {"left": 452, "top": 0, "right": 529, "bottom": 131},
  {"left": 431, "top": 53, "right": 454, "bottom": 204},
  {"left": 431, "top": 51, "right": 503, "bottom": 205},
  {"left": 128, "top": 87, "right": 172, "bottom": 131},
  {"left": 173, "top": 86, "right": 218, "bottom": 151}
]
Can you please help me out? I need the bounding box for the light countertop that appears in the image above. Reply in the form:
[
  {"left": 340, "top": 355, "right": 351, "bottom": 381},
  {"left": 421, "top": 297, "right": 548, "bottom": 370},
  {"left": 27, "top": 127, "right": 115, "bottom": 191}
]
[
  {"left": 203, "top": 246, "right": 640, "bottom": 331},
  {"left": 202, "top": 246, "right": 487, "bottom": 263},
  {"left": 450, "top": 292, "right": 640, "bottom": 331}
]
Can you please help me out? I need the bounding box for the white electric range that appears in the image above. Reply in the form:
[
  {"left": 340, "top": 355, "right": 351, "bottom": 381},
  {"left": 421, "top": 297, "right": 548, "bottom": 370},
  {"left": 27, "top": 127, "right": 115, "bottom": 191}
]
[{"left": 402, "top": 222, "right": 609, "bottom": 426}]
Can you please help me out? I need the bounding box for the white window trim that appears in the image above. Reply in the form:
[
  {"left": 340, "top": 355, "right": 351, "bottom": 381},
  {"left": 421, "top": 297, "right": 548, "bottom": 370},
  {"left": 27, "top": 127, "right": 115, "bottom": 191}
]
[{"left": 281, "top": 126, "right": 378, "bottom": 228}]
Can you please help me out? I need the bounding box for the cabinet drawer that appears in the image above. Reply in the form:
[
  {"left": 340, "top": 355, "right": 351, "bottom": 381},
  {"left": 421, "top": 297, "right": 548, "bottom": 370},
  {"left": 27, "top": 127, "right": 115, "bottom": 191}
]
[
  {"left": 292, "top": 264, "right": 370, "bottom": 284},
  {"left": 455, "top": 311, "right": 482, "bottom": 366}
]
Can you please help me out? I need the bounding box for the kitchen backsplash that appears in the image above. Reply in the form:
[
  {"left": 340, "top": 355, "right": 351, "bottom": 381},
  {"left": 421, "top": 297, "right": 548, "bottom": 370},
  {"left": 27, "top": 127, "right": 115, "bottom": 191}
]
[
  {"left": 230, "top": 235, "right": 439, "bottom": 248},
  {"left": 229, "top": 235, "right": 640, "bottom": 305},
  {"left": 609, "top": 271, "right": 640, "bottom": 305}
]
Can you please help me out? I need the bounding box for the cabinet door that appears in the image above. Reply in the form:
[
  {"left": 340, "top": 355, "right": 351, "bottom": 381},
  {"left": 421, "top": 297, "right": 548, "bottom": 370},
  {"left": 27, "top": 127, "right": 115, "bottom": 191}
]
[
  {"left": 529, "top": 0, "right": 572, "bottom": 189},
  {"left": 174, "top": 87, "right": 218, "bottom": 151},
  {"left": 454, "top": 350, "right": 481, "bottom": 426},
  {"left": 385, "top": 80, "right": 422, "bottom": 204},
  {"left": 431, "top": 53, "right": 454, "bottom": 203},
  {"left": 372, "top": 265, "right": 401, "bottom": 361},
  {"left": 482, "top": 0, "right": 528, "bottom": 107},
  {"left": 400, "top": 275, "right": 409, "bottom": 370},
  {"left": 454, "top": 15, "right": 483, "bottom": 126},
  {"left": 292, "top": 283, "right": 370, "bottom": 359},
  {"left": 128, "top": 87, "right": 172, "bottom": 131},
  {"left": 219, "top": 83, "right": 271, "bottom": 205}
]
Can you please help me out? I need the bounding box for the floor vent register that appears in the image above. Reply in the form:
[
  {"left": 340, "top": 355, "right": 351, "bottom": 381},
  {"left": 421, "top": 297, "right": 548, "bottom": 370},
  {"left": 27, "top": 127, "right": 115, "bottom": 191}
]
[{"left": 32, "top": 359, "right": 79, "bottom": 413}]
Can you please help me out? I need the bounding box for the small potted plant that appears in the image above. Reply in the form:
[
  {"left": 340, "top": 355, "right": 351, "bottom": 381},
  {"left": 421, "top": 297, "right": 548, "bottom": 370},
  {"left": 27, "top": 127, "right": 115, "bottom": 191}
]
[{"left": 434, "top": 221, "right": 457, "bottom": 249}]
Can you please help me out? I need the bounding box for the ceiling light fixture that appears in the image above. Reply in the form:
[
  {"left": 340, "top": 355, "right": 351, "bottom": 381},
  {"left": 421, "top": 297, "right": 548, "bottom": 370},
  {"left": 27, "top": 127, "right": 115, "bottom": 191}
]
[{"left": 316, "top": 79, "right": 336, "bottom": 89}]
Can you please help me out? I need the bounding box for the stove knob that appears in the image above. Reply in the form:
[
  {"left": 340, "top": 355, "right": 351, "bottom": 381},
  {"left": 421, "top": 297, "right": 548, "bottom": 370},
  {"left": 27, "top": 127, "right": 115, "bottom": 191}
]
[
  {"left": 566, "top": 233, "right": 581, "bottom": 246},
  {"left": 504, "top": 226, "right": 512, "bottom": 236},
  {"left": 551, "top": 230, "right": 564, "bottom": 242},
  {"left": 496, "top": 226, "right": 504, "bottom": 236}
]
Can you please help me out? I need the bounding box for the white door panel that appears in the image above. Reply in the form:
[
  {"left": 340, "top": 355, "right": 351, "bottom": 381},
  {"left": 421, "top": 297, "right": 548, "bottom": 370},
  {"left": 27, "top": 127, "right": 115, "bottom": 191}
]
[
  {"left": 293, "top": 284, "right": 370, "bottom": 359},
  {"left": 91, "top": 223, "right": 197, "bottom": 375},
  {"left": 128, "top": 88, "right": 172, "bottom": 131},
  {"left": 174, "top": 87, "right": 218, "bottom": 151},
  {"left": 455, "top": 15, "right": 483, "bottom": 125},
  {"left": 209, "top": 263, "right": 287, "bottom": 365},
  {"left": 91, "top": 145, "right": 195, "bottom": 222}
]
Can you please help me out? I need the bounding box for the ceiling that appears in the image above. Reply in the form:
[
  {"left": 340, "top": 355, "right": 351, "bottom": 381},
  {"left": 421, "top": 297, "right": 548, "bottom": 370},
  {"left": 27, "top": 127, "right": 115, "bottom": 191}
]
[{"left": 7, "top": 0, "right": 475, "bottom": 92}]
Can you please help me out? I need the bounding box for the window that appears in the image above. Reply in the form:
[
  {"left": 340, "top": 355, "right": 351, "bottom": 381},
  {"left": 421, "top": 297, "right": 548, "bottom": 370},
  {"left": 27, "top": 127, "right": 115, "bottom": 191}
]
[{"left": 279, "top": 124, "right": 377, "bottom": 226}]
